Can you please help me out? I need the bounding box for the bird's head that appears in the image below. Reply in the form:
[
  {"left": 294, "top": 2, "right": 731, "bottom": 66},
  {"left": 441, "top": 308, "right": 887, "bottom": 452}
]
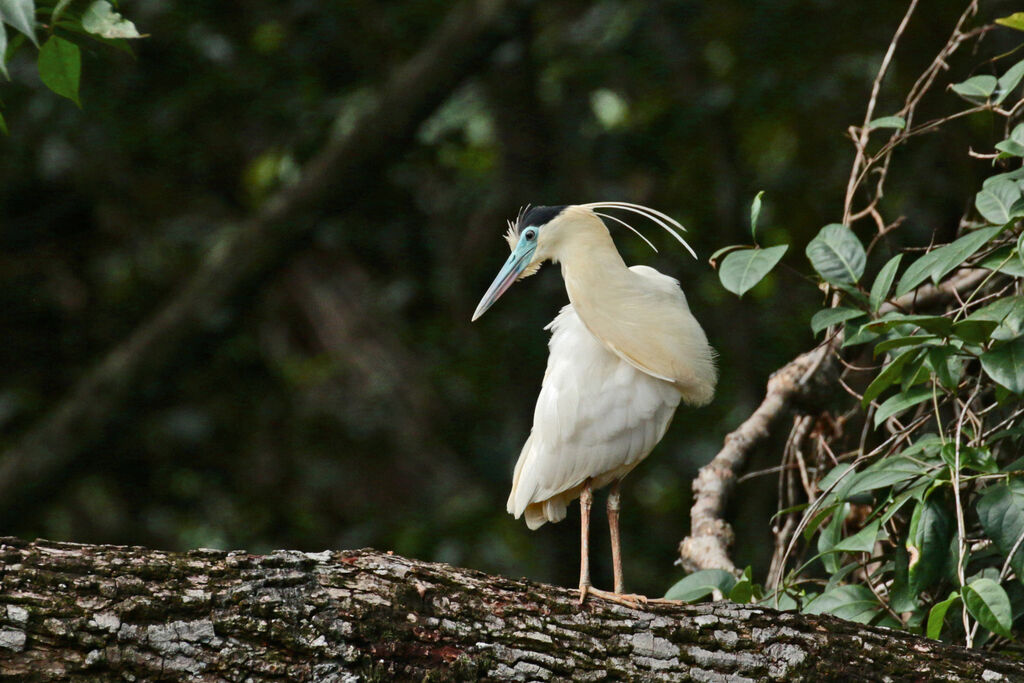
[{"left": 471, "top": 202, "right": 695, "bottom": 321}]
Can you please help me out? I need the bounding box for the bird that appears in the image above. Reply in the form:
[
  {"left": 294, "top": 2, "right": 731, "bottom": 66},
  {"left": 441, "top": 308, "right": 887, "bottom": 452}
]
[{"left": 471, "top": 202, "right": 717, "bottom": 605}]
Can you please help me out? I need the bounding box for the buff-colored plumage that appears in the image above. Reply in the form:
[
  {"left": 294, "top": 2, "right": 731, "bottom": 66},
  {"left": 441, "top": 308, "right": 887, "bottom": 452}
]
[
  {"left": 473, "top": 201, "right": 716, "bottom": 601},
  {"left": 503, "top": 206, "right": 716, "bottom": 528}
]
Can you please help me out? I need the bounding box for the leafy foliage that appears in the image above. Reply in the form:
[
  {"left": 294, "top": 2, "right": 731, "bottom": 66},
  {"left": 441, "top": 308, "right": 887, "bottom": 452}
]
[{"left": 692, "top": 8, "right": 1024, "bottom": 651}]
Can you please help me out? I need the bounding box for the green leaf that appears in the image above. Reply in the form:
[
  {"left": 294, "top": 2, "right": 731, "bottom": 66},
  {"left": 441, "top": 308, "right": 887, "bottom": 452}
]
[
  {"left": 844, "top": 456, "right": 926, "bottom": 497},
  {"left": 996, "top": 12, "right": 1024, "bottom": 32},
  {"left": 864, "top": 313, "right": 952, "bottom": 337},
  {"left": 817, "top": 504, "right": 846, "bottom": 573},
  {"left": 995, "top": 123, "right": 1024, "bottom": 157},
  {"left": 862, "top": 348, "right": 920, "bottom": 406},
  {"left": 996, "top": 60, "right": 1024, "bottom": 105},
  {"left": 51, "top": 0, "right": 75, "bottom": 24},
  {"left": 976, "top": 180, "right": 1022, "bottom": 225},
  {"left": 963, "top": 578, "right": 1013, "bottom": 638},
  {"left": 952, "top": 318, "right": 999, "bottom": 345},
  {"left": 869, "top": 254, "right": 902, "bottom": 312},
  {"left": 906, "top": 496, "right": 952, "bottom": 594},
  {"left": 749, "top": 190, "right": 764, "bottom": 243},
  {"left": 82, "top": 0, "right": 142, "bottom": 39},
  {"left": 931, "top": 226, "right": 1005, "bottom": 282},
  {"left": 38, "top": 36, "right": 81, "bottom": 106},
  {"left": 0, "top": 111, "right": 7, "bottom": 136},
  {"left": 980, "top": 336, "right": 1024, "bottom": 394},
  {"left": 966, "top": 296, "right": 1024, "bottom": 342},
  {"left": 873, "top": 334, "right": 941, "bottom": 357},
  {"left": 977, "top": 483, "right": 1024, "bottom": 579},
  {"left": 927, "top": 592, "right": 961, "bottom": 640},
  {"left": 978, "top": 246, "right": 1024, "bottom": 278},
  {"left": 874, "top": 385, "right": 933, "bottom": 427},
  {"left": 806, "top": 224, "right": 866, "bottom": 285},
  {"left": 895, "top": 226, "right": 1004, "bottom": 297},
  {"left": 0, "top": 21, "right": 7, "bottom": 80},
  {"left": 896, "top": 250, "right": 944, "bottom": 297},
  {"left": 810, "top": 307, "right": 864, "bottom": 336},
  {"left": 927, "top": 346, "right": 962, "bottom": 390},
  {"left": 941, "top": 443, "right": 997, "bottom": 473},
  {"left": 664, "top": 569, "right": 737, "bottom": 602},
  {"left": 803, "top": 585, "right": 880, "bottom": 624},
  {"left": 0, "top": 0, "right": 37, "bottom": 46},
  {"left": 831, "top": 518, "right": 883, "bottom": 554},
  {"left": 951, "top": 74, "right": 997, "bottom": 102},
  {"left": 868, "top": 115, "right": 905, "bottom": 130},
  {"left": 718, "top": 245, "right": 788, "bottom": 297}
]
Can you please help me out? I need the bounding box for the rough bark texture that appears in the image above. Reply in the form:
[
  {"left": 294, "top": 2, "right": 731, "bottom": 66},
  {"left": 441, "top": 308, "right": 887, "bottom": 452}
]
[{"left": 1, "top": 538, "right": 1021, "bottom": 682}]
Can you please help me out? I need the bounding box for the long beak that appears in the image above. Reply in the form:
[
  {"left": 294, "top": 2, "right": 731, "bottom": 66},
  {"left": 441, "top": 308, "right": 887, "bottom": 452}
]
[{"left": 472, "top": 248, "right": 532, "bottom": 321}]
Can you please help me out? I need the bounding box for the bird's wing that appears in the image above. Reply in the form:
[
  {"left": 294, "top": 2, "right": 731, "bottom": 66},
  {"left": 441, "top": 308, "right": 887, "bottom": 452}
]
[
  {"left": 573, "top": 265, "right": 717, "bottom": 406},
  {"left": 507, "top": 304, "right": 681, "bottom": 520}
]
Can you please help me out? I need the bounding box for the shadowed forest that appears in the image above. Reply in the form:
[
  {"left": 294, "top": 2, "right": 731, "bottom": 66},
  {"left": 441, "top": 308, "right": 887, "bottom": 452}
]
[{"left": 2, "top": 0, "right": 1021, "bottom": 608}]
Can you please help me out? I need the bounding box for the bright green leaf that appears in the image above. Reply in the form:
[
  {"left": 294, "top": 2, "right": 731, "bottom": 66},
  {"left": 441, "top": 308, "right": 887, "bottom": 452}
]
[
  {"left": 869, "top": 253, "right": 902, "bottom": 312},
  {"left": 0, "top": 0, "right": 37, "bottom": 46},
  {"left": 929, "top": 226, "right": 1004, "bottom": 283},
  {"left": 952, "top": 318, "right": 999, "bottom": 345},
  {"left": 719, "top": 245, "right": 788, "bottom": 297},
  {"left": 874, "top": 385, "right": 933, "bottom": 427},
  {"left": 868, "top": 115, "right": 905, "bottom": 130},
  {"left": 977, "top": 483, "right": 1024, "bottom": 578},
  {"left": 810, "top": 307, "right": 864, "bottom": 335},
  {"left": 806, "top": 224, "right": 866, "bottom": 285},
  {"left": 664, "top": 569, "right": 737, "bottom": 602},
  {"left": 996, "top": 12, "right": 1024, "bottom": 32},
  {"left": 82, "top": 0, "right": 142, "bottom": 39},
  {"left": 38, "top": 36, "right": 81, "bottom": 106},
  {"left": 980, "top": 336, "right": 1024, "bottom": 394},
  {"left": 927, "top": 592, "right": 961, "bottom": 640},
  {"left": 895, "top": 249, "right": 945, "bottom": 297},
  {"left": 995, "top": 123, "right": 1024, "bottom": 156},
  {"left": 976, "top": 180, "right": 1022, "bottom": 225},
  {"left": 951, "top": 75, "right": 997, "bottom": 102},
  {"left": 963, "top": 577, "right": 1013, "bottom": 638},
  {"left": 749, "top": 190, "right": 764, "bottom": 243}
]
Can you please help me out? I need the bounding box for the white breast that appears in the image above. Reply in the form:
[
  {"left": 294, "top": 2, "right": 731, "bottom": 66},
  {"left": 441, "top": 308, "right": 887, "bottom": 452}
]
[{"left": 507, "top": 302, "right": 682, "bottom": 529}]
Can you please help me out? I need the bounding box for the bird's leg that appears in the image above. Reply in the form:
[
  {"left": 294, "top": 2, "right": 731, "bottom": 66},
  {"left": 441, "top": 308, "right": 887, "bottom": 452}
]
[
  {"left": 584, "top": 480, "right": 650, "bottom": 609},
  {"left": 578, "top": 479, "right": 593, "bottom": 605},
  {"left": 608, "top": 479, "right": 623, "bottom": 594}
]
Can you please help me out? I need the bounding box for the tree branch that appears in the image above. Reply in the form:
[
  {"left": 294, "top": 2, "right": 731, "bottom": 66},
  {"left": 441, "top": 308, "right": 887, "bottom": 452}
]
[
  {"left": 0, "top": 0, "right": 530, "bottom": 526},
  {"left": 678, "top": 268, "right": 995, "bottom": 574},
  {"left": 1, "top": 538, "right": 1020, "bottom": 681}
]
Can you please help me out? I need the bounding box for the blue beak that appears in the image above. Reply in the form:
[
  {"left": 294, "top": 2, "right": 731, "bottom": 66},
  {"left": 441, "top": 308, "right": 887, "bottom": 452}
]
[{"left": 472, "top": 239, "right": 536, "bottom": 321}]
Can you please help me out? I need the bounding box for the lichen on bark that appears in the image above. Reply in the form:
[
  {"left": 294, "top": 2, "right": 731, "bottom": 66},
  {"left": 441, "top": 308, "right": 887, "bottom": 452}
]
[{"left": 1, "top": 538, "right": 1022, "bottom": 682}]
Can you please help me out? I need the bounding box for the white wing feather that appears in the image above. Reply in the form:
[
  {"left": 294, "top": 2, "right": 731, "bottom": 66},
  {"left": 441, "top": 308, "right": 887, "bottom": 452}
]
[{"left": 507, "top": 298, "right": 681, "bottom": 529}]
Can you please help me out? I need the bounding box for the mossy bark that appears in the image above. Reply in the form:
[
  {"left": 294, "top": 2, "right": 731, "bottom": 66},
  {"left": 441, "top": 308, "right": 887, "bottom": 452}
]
[{"left": 1, "top": 538, "right": 1021, "bottom": 681}]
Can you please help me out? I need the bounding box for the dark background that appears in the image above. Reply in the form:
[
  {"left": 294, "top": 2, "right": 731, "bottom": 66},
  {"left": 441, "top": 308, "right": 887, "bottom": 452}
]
[{"left": 0, "top": 0, "right": 1016, "bottom": 597}]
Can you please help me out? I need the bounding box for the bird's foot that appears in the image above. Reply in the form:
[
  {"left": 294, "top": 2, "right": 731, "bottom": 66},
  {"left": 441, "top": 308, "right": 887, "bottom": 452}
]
[
  {"left": 578, "top": 582, "right": 591, "bottom": 607},
  {"left": 583, "top": 587, "right": 649, "bottom": 609}
]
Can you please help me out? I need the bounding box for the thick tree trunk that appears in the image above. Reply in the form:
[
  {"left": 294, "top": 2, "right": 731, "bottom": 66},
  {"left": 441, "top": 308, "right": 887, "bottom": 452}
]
[{"left": 0, "top": 538, "right": 1020, "bottom": 682}]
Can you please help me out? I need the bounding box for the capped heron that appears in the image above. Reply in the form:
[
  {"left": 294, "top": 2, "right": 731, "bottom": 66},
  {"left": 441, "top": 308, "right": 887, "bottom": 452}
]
[{"left": 472, "top": 203, "right": 717, "bottom": 605}]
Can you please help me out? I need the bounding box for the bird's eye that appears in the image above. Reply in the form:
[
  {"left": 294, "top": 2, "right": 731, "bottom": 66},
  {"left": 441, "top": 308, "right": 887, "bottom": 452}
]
[{"left": 524, "top": 229, "right": 537, "bottom": 241}]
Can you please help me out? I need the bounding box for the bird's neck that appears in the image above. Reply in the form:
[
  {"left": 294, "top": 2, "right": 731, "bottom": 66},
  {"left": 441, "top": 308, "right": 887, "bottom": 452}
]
[{"left": 557, "top": 228, "right": 632, "bottom": 318}]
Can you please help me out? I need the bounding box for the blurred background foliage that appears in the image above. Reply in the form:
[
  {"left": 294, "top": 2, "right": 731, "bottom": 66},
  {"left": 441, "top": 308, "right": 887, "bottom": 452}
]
[{"left": 0, "top": 0, "right": 1017, "bottom": 598}]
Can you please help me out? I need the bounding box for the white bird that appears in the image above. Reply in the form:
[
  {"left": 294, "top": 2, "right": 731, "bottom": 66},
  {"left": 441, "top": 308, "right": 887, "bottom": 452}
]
[{"left": 472, "top": 203, "right": 717, "bottom": 605}]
